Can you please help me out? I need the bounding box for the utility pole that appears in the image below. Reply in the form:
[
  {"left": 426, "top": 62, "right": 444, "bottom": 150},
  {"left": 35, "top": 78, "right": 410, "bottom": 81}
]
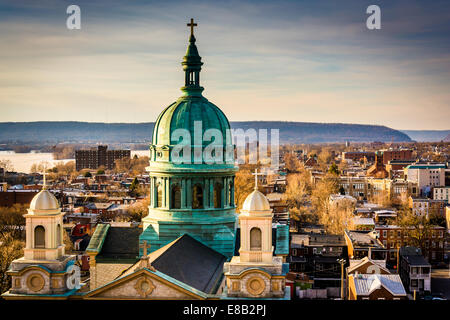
[{"left": 337, "top": 258, "right": 346, "bottom": 300}]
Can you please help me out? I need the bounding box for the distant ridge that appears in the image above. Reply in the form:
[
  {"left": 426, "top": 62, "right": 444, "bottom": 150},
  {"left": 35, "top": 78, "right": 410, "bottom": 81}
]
[
  {"left": 401, "top": 130, "right": 450, "bottom": 142},
  {"left": 0, "top": 121, "right": 411, "bottom": 144}
]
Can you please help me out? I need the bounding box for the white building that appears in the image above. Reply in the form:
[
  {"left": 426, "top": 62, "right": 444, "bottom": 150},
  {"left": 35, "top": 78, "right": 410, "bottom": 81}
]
[
  {"left": 433, "top": 186, "right": 450, "bottom": 202},
  {"left": 405, "top": 163, "right": 446, "bottom": 196}
]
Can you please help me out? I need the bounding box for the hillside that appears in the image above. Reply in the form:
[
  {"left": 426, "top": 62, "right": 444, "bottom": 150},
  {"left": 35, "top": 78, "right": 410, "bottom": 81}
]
[
  {"left": 0, "top": 121, "right": 412, "bottom": 145},
  {"left": 401, "top": 130, "right": 450, "bottom": 142}
]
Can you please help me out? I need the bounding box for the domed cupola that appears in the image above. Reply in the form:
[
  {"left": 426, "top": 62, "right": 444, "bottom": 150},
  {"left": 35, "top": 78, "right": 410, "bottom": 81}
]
[
  {"left": 240, "top": 170, "right": 272, "bottom": 216},
  {"left": 141, "top": 19, "right": 238, "bottom": 259},
  {"left": 241, "top": 190, "right": 271, "bottom": 214},
  {"left": 28, "top": 173, "right": 60, "bottom": 215},
  {"left": 150, "top": 18, "right": 234, "bottom": 167},
  {"left": 29, "top": 190, "right": 60, "bottom": 214}
]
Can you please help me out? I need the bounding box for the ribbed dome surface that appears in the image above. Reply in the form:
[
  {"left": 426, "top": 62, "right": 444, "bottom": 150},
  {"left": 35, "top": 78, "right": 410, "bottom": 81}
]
[
  {"left": 29, "top": 189, "right": 59, "bottom": 212},
  {"left": 242, "top": 190, "right": 271, "bottom": 212},
  {"left": 152, "top": 96, "right": 232, "bottom": 147}
]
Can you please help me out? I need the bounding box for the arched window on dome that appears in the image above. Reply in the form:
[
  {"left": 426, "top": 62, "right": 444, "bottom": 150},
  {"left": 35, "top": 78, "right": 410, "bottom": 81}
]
[
  {"left": 214, "top": 183, "right": 222, "bottom": 208},
  {"left": 57, "top": 224, "right": 61, "bottom": 246},
  {"left": 171, "top": 185, "right": 181, "bottom": 209},
  {"left": 192, "top": 184, "right": 203, "bottom": 209},
  {"left": 156, "top": 184, "right": 163, "bottom": 208},
  {"left": 250, "top": 227, "right": 262, "bottom": 251},
  {"left": 34, "top": 226, "right": 45, "bottom": 248}
]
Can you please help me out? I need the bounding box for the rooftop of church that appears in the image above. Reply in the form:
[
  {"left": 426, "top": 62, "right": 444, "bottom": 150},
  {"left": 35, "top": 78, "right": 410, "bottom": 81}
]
[{"left": 119, "top": 234, "right": 227, "bottom": 294}]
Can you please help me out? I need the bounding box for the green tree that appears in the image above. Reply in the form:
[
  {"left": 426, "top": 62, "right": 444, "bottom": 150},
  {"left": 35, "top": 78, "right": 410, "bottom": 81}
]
[
  {"left": 129, "top": 177, "right": 140, "bottom": 197},
  {"left": 328, "top": 163, "right": 340, "bottom": 176},
  {"left": 84, "top": 171, "right": 92, "bottom": 178}
]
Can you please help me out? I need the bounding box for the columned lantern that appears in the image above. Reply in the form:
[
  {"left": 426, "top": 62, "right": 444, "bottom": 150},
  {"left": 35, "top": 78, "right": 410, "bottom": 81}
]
[
  {"left": 140, "top": 19, "right": 238, "bottom": 258},
  {"left": 3, "top": 173, "right": 77, "bottom": 298},
  {"left": 223, "top": 170, "right": 289, "bottom": 299}
]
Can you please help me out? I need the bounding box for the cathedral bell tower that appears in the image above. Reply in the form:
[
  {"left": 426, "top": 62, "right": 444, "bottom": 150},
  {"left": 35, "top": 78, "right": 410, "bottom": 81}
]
[
  {"left": 3, "top": 174, "right": 78, "bottom": 298},
  {"left": 223, "top": 170, "right": 289, "bottom": 299}
]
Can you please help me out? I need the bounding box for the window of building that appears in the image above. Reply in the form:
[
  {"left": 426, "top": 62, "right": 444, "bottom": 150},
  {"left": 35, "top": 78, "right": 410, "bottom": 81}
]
[
  {"left": 57, "top": 224, "right": 61, "bottom": 246},
  {"left": 157, "top": 184, "right": 163, "bottom": 208},
  {"left": 192, "top": 184, "right": 204, "bottom": 209},
  {"left": 411, "top": 279, "right": 418, "bottom": 287},
  {"left": 214, "top": 183, "right": 222, "bottom": 208},
  {"left": 34, "top": 226, "right": 45, "bottom": 248},
  {"left": 383, "top": 230, "right": 387, "bottom": 238},
  {"left": 228, "top": 182, "right": 233, "bottom": 207},
  {"left": 171, "top": 185, "right": 181, "bottom": 209},
  {"left": 250, "top": 227, "right": 262, "bottom": 251}
]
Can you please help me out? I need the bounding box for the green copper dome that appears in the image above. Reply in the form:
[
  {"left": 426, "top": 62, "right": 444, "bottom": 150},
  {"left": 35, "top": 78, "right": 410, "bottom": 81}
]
[
  {"left": 153, "top": 97, "right": 232, "bottom": 147},
  {"left": 152, "top": 33, "right": 231, "bottom": 147},
  {"left": 142, "top": 20, "right": 238, "bottom": 259}
]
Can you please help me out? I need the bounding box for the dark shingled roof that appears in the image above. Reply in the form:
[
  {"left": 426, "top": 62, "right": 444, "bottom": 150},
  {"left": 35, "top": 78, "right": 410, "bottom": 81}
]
[
  {"left": 402, "top": 254, "right": 430, "bottom": 266},
  {"left": 151, "top": 234, "right": 227, "bottom": 294},
  {"left": 95, "top": 227, "right": 141, "bottom": 262}
]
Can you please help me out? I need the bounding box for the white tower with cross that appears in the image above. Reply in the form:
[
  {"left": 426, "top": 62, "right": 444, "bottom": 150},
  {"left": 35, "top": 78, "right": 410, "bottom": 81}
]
[
  {"left": 22, "top": 166, "right": 66, "bottom": 261},
  {"left": 239, "top": 169, "right": 274, "bottom": 263},
  {"left": 223, "top": 168, "right": 287, "bottom": 298},
  {"left": 5, "top": 166, "right": 78, "bottom": 296}
]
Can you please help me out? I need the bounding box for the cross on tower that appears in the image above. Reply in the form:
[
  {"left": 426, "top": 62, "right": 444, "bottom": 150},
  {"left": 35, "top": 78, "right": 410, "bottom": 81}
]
[
  {"left": 187, "top": 18, "right": 197, "bottom": 36},
  {"left": 140, "top": 240, "right": 150, "bottom": 258},
  {"left": 42, "top": 163, "right": 48, "bottom": 190},
  {"left": 252, "top": 168, "right": 264, "bottom": 190}
]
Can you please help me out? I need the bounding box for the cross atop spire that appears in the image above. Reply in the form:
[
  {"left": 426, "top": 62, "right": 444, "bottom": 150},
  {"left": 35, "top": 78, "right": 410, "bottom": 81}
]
[
  {"left": 42, "top": 163, "right": 47, "bottom": 190},
  {"left": 187, "top": 18, "right": 197, "bottom": 37},
  {"left": 181, "top": 18, "right": 203, "bottom": 94},
  {"left": 252, "top": 168, "right": 264, "bottom": 190}
]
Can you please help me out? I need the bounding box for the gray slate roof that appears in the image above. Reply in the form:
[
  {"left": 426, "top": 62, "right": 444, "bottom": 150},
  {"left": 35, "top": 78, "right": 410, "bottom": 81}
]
[
  {"left": 96, "top": 226, "right": 141, "bottom": 262},
  {"left": 150, "top": 234, "right": 227, "bottom": 294}
]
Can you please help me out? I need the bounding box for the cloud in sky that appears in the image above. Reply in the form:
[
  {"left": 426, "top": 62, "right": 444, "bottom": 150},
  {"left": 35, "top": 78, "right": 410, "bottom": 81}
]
[{"left": 0, "top": 0, "right": 449, "bottom": 130}]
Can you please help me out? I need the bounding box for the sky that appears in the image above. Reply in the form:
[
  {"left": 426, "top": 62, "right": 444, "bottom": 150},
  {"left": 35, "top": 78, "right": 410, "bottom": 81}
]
[{"left": 0, "top": 0, "right": 449, "bottom": 130}]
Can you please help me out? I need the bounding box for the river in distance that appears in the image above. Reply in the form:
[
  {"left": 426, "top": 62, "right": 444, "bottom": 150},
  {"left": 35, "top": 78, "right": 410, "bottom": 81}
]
[{"left": 0, "top": 150, "right": 148, "bottom": 174}]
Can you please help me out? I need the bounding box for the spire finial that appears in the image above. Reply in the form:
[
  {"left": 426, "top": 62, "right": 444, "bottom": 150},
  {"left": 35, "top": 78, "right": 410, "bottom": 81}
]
[
  {"left": 252, "top": 168, "right": 264, "bottom": 190},
  {"left": 187, "top": 18, "right": 197, "bottom": 37},
  {"left": 42, "top": 163, "right": 47, "bottom": 190},
  {"left": 181, "top": 18, "right": 203, "bottom": 94}
]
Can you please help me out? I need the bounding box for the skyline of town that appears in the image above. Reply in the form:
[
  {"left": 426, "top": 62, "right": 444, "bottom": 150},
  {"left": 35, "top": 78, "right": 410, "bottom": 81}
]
[{"left": 0, "top": 0, "right": 449, "bottom": 311}]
